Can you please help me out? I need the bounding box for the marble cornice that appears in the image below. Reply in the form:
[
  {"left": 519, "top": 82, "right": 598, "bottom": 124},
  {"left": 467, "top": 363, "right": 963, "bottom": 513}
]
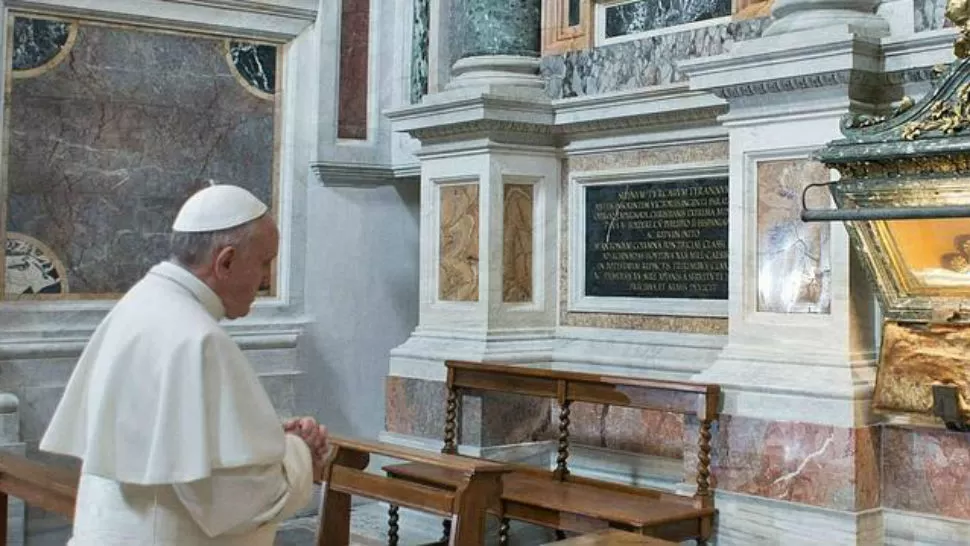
[
  {"left": 311, "top": 161, "right": 403, "bottom": 186},
  {"left": 158, "top": 0, "right": 317, "bottom": 21},
  {"left": 388, "top": 84, "right": 727, "bottom": 146},
  {"left": 710, "top": 67, "right": 940, "bottom": 100}
]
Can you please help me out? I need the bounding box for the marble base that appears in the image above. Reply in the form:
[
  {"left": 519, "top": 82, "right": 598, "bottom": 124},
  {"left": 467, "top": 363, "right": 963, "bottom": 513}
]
[
  {"left": 710, "top": 490, "right": 883, "bottom": 545},
  {"left": 883, "top": 508, "right": 970, "bottom": 545},
  {"left": 446, "top": 55, "right": 544, "bottom": 90}
]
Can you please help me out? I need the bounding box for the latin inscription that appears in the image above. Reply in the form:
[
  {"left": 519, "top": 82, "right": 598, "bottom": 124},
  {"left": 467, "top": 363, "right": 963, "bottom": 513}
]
[{"left": 584, "top": 177, "right": 729, "bottom": 300}]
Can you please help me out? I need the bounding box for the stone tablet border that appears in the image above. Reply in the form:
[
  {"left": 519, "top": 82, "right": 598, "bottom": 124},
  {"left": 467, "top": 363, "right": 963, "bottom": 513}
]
[{"left": 568, "top": 160, "right": 730, "bottom": 318}]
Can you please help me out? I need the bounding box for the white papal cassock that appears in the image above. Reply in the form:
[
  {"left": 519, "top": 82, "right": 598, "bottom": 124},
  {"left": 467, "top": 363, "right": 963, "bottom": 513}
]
[{"left": 39, "top": 261, "right": 313, "bottom": 546}]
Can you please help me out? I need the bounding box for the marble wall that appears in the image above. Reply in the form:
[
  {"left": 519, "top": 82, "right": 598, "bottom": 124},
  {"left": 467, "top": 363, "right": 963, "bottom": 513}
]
[
  {"left": 603, "top": 0, "right": 731, "bottom": 40},
  {"left": 4, "top": 14, "right": 279, "bottom": 299},
  {"left": 540, "top": 16, "right": 769, "bottom": 98}
]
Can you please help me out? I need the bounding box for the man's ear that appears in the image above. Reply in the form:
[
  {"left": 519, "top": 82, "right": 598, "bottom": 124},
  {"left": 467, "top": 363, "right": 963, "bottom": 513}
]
[{"left": 213, "top": 246, "right": 236, "bottom": 280}]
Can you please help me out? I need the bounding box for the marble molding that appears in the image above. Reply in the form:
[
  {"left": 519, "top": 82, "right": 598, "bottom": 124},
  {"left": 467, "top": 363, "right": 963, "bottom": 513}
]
[
  {"left": 502, "top": 183, "right": 534, "bottom": 303},
  {"left": 560, "top": 142, "right": 729, "bottom": 334},
  {"left": 338, "top": 0, "right": 369, "bottom": 139},
  {"left": 603, "top": 0, "right": 731, "bottom": 40},
  {"left": 438, "top": 183, "right": 480, "bottom": 302},
  {"left": 756, "top": 159, "right": 832, "bottom": 314},
  {"left": 914, "top": 0, "right": 952, "bottom": 32},
  {"left": 684, "top": 416, "right": 880, "bottom": 512},
  {"left": 384, "top": 376, "right": 552, "bottom": 447},
  {"left": 882, "top": 426, "right": 970, "bottom": 520},
  {"left": 450, "top": 0, "right": 541, "bottom": 64},
  {"left": 4, "top": 15, "right": 278, "bottom": 298},
  {"left": 409, "top": 0, "right": 430, "bottom": 104},
  {"left": 540, "top": 16, "right": 769, "bottom": 99}
]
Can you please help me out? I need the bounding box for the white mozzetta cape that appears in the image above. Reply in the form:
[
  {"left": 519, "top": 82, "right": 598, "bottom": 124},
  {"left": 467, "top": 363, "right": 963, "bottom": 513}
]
[{"left": 40, "top": 261, "right": 286, "bottom": 484}]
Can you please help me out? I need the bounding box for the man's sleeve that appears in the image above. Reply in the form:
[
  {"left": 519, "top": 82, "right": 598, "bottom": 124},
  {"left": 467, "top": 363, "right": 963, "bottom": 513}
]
[{"left": 172, "top": 433, "right": 315, "bottom": 537}]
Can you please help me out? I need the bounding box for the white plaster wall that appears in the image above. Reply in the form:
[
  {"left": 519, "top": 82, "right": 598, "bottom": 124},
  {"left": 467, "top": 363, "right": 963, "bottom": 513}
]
[{"left": 300, "top": 182, "right": 420, "bottom": 438}]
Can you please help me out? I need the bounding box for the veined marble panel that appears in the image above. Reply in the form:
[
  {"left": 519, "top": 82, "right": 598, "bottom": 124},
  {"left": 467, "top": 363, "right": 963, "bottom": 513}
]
[
  {"left": 540, "top": 17, "right": 768, "bottom": 99},
  {"left": 756, "top": 159, "right": 832, "bottom": 314},
  {"left": 409, "top": 0, "right": 429, "bottom": 104},
  {"left": 337, "top": 0, "right": 369, "bottom": 139},
  {"left": 3, "top": 14, "right": 279, "bottom": 299},
  {"left": 438, "top": 183, "right": 479, "bottom": 302},
  {"left": 568, "top": 403, "right": 684, "bottom": 458},
  {"left": 560, "top": 143, "right": 729, "bottom": 333},
  {"left": 914, "top": 0, "right": 952, "bottom": 32},
  {"left": 384, "top": 376, "right": 553, "bottom": 446},
  {"left": 683, "top": 416, "right": 880, "bottom": 511},
  {"left": 603, "top": 0, "right": 731, "bottom": 40},
  {"left": 503, "top": 183, "right": 534, "bottom": 303},
  {"left": 883, "top": 426, "right": 970, "bottom": 519}
]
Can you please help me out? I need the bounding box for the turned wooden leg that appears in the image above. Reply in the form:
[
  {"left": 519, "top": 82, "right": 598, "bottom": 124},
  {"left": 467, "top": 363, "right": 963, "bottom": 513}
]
[
  {"left": 498, "top": 517, "right": 510, "bottom": 545},
  {"left": 440, "top": 518, "right": 452, "bottom": 543},
  {"left": 387, "top": 504, "right": 399, "bottom": 546}
]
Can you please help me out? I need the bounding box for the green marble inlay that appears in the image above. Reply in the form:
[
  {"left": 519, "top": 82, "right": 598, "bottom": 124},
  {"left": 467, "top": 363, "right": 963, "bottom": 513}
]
[
  {"left": 410, "top": 0, "right": 429, "bottom": 103},
  {"left": 451, "top": 0, "right": 540, "bottom": 61}
]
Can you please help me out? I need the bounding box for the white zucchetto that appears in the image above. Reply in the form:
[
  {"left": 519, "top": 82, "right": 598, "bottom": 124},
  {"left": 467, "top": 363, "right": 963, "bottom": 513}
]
[{"left": 172, "top": 183, "right": 268, "bottom": 233}]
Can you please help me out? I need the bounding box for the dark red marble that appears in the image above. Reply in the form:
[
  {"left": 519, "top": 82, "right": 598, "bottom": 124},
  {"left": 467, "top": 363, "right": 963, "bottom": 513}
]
[{"left": 338, "top": 0, "right": 369, "bottom": 140}]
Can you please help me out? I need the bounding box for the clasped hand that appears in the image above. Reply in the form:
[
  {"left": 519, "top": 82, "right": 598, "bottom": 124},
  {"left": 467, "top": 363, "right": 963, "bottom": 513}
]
[{"left": 283, "top": 416, "right": 329, "bottom": 469}]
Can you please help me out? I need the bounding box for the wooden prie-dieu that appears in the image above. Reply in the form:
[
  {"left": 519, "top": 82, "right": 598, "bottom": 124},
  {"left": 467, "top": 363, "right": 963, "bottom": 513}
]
[{"left": 384, "top": 360, "right": 721, "bottom": 544}]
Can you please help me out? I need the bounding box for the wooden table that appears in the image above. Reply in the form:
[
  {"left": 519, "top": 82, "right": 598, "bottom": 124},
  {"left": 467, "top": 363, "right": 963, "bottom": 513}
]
[{"left": 545, "top": 530, "right": 680, "bottom": 545}]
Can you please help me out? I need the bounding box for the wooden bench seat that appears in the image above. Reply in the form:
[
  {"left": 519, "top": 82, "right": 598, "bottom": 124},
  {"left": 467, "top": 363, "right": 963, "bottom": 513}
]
[
  {"left": 544, "top": 529, "right": 679, "bottom": 545},
  {"left": 384, "top": 462, "right": 712, "bottom": 536},
  {"left": 383, "top": 360, "right": 721, "bottom": 545}
]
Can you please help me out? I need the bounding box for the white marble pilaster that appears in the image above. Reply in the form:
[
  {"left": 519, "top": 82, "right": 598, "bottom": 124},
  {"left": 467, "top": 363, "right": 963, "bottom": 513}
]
[{"left": 679, "top": 30, "right": 884, "bottom": 429}]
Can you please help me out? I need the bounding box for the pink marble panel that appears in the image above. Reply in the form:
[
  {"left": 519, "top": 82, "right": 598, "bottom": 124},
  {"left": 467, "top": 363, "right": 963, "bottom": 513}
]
[
  {"left": 883, "top": 426, "right": 970, "bottom": 519},
  {"left": 568, "top": 403, "right": 684, "bottom": 458},
  {"left": 684, "top": 416, "right": 880, "bottom": 510}
]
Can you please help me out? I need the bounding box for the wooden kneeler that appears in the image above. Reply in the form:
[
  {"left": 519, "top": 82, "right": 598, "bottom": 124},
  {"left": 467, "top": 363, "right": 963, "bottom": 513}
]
[{"left": 317, "top": 435, "right": 511, "bottom": 546}]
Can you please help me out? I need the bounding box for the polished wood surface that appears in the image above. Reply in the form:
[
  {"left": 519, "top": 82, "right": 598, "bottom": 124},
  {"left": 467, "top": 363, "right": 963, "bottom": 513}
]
[
  {"left": 319, "top": 435, "right": 511, "bottom": 546},
  {"left": 0, "top": 452, "right": 79, "bottom": 546},
  {"left": 544, "top": 529, "right": 679, "bottom": 545},
  {"left": 384, "top": 360, "right": 721, "bottom": 544}
]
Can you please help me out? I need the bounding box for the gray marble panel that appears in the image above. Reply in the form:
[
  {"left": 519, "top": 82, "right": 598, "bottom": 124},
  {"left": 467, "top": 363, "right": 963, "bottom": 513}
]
[
  {"left": 605, "top": 0, "right": 731, "bottom": 39},
  {"left": 540, "top": 16, "right": 769, "bottom": 98},
  {"left": 5, "top": 16, "right": 278, "bottom": 297},
  {"left": 914, "top": 0, "right": 951, "bottom": 32}
]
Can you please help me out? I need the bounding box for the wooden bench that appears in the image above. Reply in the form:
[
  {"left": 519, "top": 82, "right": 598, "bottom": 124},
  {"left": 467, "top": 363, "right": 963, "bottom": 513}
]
[
  {"left": 543, "top": 529, "right": 679, "bottom": 545},
  {"left": 384, "top": 360, "right": 720, "bottom": 545},
  {"left": 0, "top": 452, "right": 79, "bottom": 545},
  {"left": 318, "top": 434, "right": 513, "bottom": 546}
]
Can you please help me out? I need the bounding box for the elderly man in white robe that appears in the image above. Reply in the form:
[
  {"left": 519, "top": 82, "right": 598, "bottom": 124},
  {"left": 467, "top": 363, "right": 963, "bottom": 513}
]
[{"left": 39, "top": 184, "right": 327, "bottom": 545}]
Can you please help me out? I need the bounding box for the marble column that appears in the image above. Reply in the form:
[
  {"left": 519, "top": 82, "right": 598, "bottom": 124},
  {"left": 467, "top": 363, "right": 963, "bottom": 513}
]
[
  {"left": 446, "top": 0, "right": 543, "bottom": 89},
  {"left": 765, "top": 0, "right": 889, "bottom": 37}
]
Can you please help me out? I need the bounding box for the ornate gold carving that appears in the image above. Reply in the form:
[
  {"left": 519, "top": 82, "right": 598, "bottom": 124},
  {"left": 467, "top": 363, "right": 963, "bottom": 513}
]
[
  {"left": 947, "top": 0, "right": 970, "bottom": 58},
  {"left": 900, "top": 84, "right": 970, "bottom": 140}
]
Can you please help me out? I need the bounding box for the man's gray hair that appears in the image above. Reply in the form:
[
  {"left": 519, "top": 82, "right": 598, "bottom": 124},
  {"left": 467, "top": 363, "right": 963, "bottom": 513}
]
[{"left": 169, "top": 216, "right": 263, "bottom": 269}]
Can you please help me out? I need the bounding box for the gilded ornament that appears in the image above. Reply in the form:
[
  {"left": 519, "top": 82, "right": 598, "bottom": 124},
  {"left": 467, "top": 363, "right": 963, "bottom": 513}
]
[{"left": 947, "top": 0, "right": 970, "bottom": 58}]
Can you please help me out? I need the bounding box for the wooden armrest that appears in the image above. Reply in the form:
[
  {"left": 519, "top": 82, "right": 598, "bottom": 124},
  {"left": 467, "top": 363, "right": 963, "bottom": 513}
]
[
  {"left": 328, "top": 435, "right": 510, "bottom": 473},
  {"left": 0, "top": 454, "right": 79, "bottom": 497}
]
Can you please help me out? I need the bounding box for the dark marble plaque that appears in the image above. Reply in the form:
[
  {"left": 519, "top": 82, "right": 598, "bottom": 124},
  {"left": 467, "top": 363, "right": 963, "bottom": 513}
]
[
  {"left": 585, "top": 177, "right": 729, "bottom": 300},
  {"left": 605, "top": 0, "right": 731, "bottom": 39}
]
